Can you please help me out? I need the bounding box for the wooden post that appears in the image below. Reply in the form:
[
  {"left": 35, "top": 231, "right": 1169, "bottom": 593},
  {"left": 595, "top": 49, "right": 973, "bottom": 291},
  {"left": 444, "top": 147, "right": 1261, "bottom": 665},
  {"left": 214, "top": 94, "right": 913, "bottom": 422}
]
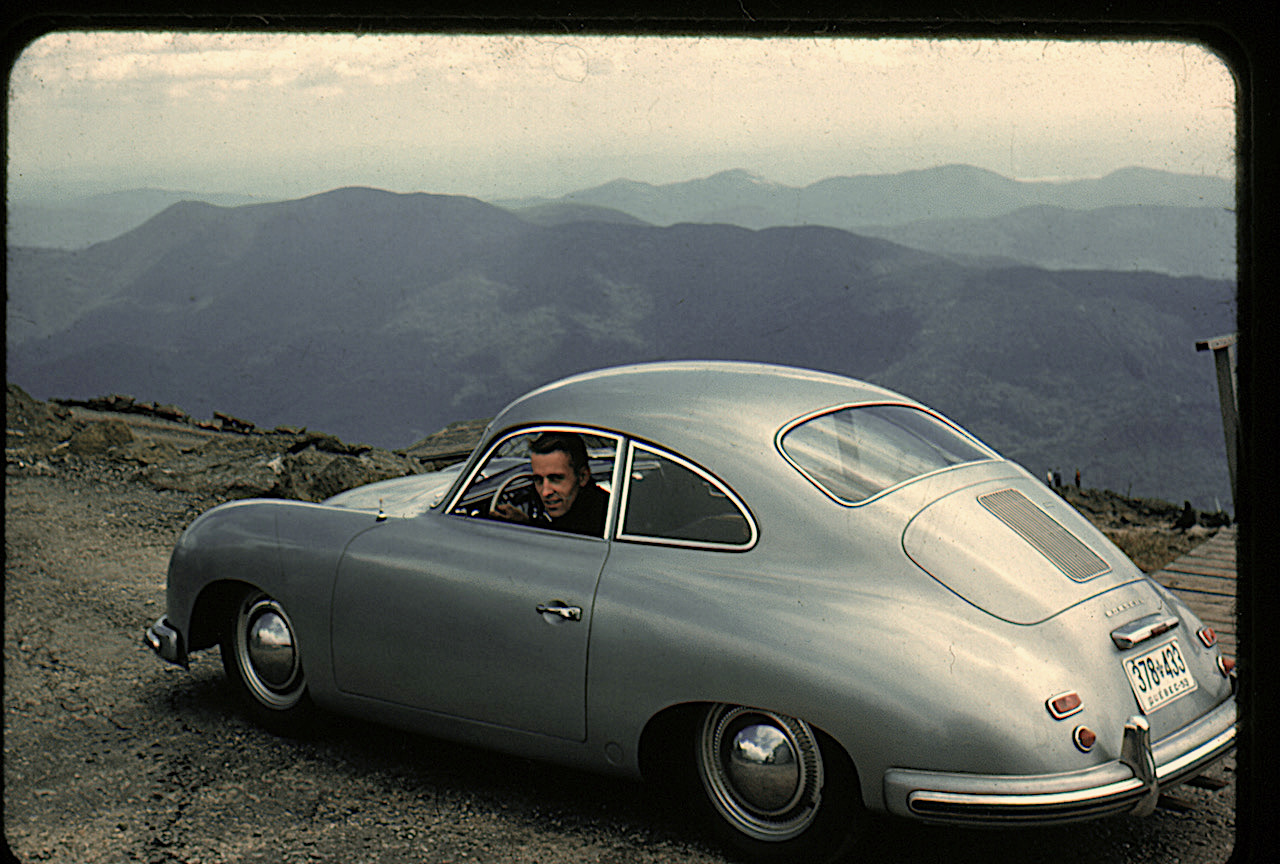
[{"left": 1195, "top": 333, "right": 1239, "bottom": 514}]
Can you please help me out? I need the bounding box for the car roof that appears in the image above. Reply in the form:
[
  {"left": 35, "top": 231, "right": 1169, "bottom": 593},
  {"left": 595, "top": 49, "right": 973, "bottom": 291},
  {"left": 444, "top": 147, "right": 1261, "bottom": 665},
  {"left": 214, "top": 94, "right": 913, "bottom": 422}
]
[{"left": 490, "top": 361, "right": 915, "bottom": 464}]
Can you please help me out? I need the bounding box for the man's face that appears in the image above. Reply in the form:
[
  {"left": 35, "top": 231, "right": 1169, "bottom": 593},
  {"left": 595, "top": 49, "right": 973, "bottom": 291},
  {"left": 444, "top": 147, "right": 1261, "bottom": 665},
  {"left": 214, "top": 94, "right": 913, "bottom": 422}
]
[{"left": 530, "top": 450, "right": 588, "bottom": 518}]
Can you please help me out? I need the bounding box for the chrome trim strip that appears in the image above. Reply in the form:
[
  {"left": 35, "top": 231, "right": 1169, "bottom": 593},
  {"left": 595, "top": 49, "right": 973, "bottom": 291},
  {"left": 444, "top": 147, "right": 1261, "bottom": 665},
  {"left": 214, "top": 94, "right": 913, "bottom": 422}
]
[
  {"left": 1111, "top": 613, "right": 1180, "bottom": 649},
  {"left": 1155, "top": 719, "right": 1237, "bottom": 785},
  {"left": 908, "top": 777, "right": 1145, "bottom": 819}
]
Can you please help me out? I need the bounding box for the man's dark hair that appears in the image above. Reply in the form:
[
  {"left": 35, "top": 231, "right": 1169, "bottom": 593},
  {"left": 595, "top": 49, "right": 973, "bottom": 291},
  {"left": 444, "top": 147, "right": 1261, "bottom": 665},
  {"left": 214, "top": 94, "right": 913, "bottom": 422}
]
[{"left": 530, "top": 431, "right": 590, "bottom": 476}]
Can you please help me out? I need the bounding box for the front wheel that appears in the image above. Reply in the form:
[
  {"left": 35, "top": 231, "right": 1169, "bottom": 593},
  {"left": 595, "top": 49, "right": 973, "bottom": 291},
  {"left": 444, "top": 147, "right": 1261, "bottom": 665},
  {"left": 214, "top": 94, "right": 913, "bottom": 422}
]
[
  {"left": 221, "top": 591, "right": 314, "bottom": 733},
  {"left": 694, "top": 704, "right": 862, "bottom": 863}
]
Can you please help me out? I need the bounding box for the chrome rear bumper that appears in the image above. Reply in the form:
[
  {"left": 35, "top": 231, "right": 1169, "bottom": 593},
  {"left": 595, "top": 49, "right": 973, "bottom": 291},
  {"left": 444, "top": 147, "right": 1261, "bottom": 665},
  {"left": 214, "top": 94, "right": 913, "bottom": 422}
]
[{"left": 883, "top": 698, "right": 1236, "bottom": 824}]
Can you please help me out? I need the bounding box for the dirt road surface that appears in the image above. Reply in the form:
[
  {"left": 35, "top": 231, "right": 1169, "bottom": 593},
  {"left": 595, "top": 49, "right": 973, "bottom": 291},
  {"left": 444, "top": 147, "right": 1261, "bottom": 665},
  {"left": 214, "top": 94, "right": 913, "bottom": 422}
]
[{"left": 4, "top": 457, "right": 1239, "bottom": 863}]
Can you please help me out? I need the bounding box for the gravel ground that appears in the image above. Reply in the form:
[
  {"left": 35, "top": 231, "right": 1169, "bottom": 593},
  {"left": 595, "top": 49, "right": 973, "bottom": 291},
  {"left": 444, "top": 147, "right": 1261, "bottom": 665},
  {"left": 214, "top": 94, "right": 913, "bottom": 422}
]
[{"left": 4, "top": 456, "right": 1239, "bottom": 863}]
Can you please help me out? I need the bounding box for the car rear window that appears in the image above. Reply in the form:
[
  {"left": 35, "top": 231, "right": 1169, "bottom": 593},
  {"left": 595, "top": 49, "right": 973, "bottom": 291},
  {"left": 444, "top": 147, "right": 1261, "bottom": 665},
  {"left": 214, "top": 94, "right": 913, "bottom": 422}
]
[{"left": 779, "top": 404, "right": 994, "bottom": 504}]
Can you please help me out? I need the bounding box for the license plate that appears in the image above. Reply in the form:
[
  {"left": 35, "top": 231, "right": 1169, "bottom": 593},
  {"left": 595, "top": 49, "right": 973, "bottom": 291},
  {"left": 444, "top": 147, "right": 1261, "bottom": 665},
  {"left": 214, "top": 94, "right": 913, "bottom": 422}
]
[{"left": 1123, "top": 637, "right": 1198, "bottom": 714}]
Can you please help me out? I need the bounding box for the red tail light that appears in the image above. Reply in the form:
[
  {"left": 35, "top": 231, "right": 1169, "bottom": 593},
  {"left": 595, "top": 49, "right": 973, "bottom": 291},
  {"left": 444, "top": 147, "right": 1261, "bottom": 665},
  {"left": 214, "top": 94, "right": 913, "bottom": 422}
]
[
  {"left": 1047, "top": 691, "right": 1083, "bottom": 719},
  {"left": 1218, "top": 656, "right": 1236, "bottom": 677},
  {"left": 1198, "top": 627, "right": 1217, "bottom": 648},
  {"left": 1073, "top": 726, "right": 1097, "bottom": 752}
]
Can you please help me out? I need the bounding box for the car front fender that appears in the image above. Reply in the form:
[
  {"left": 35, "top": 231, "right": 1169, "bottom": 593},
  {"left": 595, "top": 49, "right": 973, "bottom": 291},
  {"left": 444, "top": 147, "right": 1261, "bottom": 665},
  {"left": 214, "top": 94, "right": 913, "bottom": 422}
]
[{"left": 164, "top": 500, "right": 376, "bottom": 685}]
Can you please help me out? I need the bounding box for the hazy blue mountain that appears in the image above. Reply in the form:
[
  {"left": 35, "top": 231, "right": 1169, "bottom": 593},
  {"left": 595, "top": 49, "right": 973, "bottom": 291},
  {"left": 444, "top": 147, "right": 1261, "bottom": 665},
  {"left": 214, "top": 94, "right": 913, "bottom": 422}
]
[
  {"left": 859, "top": 205, "right": 1236, "bottom": 279},
  {"left": 6, "top": 187, "right": 1236, "bottom": 512},
  {"left": 10, "top": 167, "right": 1234, "bottom": 281},
  {"left": 523, "top": 164, "right": 1233, "bottom": 227},
  {"left": 508, "top": 201, "right": 649, "bottom": 227},
  {"left": 496, "top": 165, "right": 1234, "bottom": 279}
]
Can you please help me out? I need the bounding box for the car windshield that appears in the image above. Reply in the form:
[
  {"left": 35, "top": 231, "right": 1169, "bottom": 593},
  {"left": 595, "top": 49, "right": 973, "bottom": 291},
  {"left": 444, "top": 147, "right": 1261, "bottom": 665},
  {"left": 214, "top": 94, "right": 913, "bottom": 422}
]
[{"left": 779, "top": 404, "right": 995, "bottom": 504}]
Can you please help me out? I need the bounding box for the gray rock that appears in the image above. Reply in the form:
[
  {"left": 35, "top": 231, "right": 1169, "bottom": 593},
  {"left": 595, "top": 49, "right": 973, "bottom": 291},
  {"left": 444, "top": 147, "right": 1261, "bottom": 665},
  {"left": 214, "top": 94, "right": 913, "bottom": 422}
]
[{"left": 69, "top": 420, "right": 134, "bottom": 455}]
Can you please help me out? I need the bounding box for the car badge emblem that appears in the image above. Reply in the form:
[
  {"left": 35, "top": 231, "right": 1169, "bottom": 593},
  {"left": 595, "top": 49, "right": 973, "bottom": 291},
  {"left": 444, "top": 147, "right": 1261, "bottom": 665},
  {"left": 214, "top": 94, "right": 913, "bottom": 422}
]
[{"left": 1105, "top": 599, "right": 1143, "bottom": 618}]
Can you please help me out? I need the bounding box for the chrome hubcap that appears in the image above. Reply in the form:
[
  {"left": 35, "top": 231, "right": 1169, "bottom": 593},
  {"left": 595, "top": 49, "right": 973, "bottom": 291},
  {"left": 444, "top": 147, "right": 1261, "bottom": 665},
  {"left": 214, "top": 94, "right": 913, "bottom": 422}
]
[
  {"left": 727, "top": 722, "right": 804, "bottom": 813},
  {"left": 698, "top": 705, "right": 824, "bottom": 842},
  {"left": 248, "top": 608, "right": 296, "bottom": 688},
  {"left": 236, "top": 595, "right": 303, "bottom": 709}
]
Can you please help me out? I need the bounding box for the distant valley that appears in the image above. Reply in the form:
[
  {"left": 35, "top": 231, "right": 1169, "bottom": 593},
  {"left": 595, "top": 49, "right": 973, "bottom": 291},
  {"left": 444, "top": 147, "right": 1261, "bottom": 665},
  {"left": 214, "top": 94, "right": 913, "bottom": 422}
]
[{"left": 6, "top": 168, "right": 1238, "bottom": 511}]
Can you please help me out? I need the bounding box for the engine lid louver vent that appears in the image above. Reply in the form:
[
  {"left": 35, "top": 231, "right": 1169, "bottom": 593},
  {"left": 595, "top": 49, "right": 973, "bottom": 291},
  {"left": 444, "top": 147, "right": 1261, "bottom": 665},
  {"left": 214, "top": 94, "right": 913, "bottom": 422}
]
[{"left": 978, "top": 488, "right": 1111, "bottom": 582}]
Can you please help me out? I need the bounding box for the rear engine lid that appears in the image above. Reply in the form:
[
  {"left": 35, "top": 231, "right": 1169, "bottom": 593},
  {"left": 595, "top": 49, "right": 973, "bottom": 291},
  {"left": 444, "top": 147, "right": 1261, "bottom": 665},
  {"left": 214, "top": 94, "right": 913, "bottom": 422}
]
[{"left": 903, "top": 480, "right": 1143, "bottom": 624}]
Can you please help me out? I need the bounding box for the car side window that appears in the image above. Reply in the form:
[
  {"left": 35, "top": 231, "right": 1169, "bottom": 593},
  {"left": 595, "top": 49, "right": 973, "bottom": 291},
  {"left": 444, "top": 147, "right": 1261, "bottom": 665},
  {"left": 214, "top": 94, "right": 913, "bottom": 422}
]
[
  {"left": 447, "top": 427, "right": 619, "bottom": 538},
  {"left": 619, "top": 443, "right": 756, "bottom": 549}
]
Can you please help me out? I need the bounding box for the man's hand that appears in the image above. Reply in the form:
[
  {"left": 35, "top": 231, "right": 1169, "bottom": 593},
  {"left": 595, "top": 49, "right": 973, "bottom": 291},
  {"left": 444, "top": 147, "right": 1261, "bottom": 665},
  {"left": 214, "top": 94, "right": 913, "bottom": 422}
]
[{"left": 493, "top": 501, "right": 531, "bottom": 523}]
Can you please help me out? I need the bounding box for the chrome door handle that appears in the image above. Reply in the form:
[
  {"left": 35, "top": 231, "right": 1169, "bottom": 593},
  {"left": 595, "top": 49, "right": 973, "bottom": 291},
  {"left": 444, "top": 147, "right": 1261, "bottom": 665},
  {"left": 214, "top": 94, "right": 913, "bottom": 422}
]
[{"left": 536, "top": 602, "right": 582, "bottom": 621}]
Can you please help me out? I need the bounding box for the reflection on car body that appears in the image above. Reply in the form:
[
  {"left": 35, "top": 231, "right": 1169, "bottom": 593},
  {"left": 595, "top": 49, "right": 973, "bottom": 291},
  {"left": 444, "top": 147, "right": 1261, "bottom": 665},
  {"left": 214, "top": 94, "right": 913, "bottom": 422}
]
[{"left": 145, "top": 361, "right": 1236, "bottom": 863}]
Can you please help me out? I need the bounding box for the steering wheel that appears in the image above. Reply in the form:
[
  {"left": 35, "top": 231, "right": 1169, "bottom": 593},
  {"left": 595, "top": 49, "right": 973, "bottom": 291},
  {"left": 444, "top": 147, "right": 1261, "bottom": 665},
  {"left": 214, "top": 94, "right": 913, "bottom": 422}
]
[{"left": 488, "top": 471, "right": 544, "bottom": 522}]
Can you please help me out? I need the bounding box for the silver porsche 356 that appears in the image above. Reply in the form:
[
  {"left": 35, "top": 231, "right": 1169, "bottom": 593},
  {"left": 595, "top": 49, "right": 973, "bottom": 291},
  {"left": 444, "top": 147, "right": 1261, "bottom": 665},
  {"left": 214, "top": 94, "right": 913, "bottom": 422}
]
[{"left": 146, "top": 361, "right": 1236, "bottom": 861}]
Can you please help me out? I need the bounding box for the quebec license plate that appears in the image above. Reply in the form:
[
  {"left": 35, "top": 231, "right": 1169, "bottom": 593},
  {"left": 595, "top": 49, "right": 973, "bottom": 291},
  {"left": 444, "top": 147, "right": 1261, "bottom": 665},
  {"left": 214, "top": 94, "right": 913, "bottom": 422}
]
[{"left": 1123, "top": 637, "right": 1197, "bottom": 714}]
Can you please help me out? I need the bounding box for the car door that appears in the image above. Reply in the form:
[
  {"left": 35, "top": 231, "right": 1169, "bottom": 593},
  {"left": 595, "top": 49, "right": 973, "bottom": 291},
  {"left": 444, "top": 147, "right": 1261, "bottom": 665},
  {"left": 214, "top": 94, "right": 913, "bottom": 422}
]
[{"left": 329, "top": 427, "right": 618, "bottom": 742}]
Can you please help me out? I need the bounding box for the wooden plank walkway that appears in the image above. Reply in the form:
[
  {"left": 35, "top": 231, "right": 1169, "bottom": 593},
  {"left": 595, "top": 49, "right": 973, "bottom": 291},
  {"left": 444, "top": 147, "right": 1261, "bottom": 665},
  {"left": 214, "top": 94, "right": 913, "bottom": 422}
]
[{"left": 1149, "top": 526, "right": 1237, "bottom": 656}]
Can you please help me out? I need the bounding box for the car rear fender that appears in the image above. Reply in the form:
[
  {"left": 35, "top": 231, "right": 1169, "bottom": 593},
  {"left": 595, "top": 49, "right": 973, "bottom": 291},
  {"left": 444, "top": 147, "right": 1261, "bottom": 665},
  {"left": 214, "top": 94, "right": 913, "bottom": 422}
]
[{"left": 596, "top": 568, "right": 1150, "bottom": 813}]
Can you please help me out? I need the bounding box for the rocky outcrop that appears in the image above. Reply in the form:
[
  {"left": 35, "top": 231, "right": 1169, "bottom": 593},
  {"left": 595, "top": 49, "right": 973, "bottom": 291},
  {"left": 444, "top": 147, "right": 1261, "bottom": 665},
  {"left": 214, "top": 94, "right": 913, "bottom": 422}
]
[
  {"left": 54, "top": 393, "right": 193, "bottom": 425},
  {"left": 6, "top": 384, "right": 76, "bottom": 451},
  {"left": 125, "top": 433, "right": 426, "bottom": 502},
  {"left": 69, "top": 419, "right": 134, "bottom": 454},
  {"left": 403, "top": 418, "right": 489, "bottom": 468},
  {"left": 6, "top": 384, "right": 469, "bottom": 504}
]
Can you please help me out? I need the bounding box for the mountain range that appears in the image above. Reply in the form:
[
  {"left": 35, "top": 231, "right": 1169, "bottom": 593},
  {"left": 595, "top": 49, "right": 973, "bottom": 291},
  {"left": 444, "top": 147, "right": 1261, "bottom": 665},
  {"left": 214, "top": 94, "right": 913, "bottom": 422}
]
[
  {"left": 9, "top": 165, "right": 1234, "bottom": 279},
  {"left": 501, "top": 165, "right": 1235, "bottom": 279},
  {"left": 508, "top": 165, "right": 1232, "bottom": 224},
  {"left": 6, "top": 177, "right": 1236, "bottom": 512}
]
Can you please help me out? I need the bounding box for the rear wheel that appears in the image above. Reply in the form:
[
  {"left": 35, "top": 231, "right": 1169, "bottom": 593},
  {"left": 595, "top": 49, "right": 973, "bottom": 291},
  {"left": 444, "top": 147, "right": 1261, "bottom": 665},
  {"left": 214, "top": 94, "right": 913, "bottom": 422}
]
[
  {"left": 221, "top": 591, "right": 314, "bottom": 732},
  {"left": 693, "top": 704, "right": 862, "bottom": 863}
]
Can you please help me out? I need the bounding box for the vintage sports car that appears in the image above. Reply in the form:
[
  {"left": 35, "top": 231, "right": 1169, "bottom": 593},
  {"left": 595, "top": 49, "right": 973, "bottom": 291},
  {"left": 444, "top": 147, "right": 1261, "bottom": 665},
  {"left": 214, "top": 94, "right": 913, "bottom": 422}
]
[{"left": 145, "top": 362, "right": 1236, "bottom": 862}]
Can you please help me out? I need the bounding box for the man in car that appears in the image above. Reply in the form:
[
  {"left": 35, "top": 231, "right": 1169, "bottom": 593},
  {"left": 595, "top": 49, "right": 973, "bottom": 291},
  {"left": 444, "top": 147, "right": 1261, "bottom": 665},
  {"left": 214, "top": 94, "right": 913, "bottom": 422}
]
[{"left": 494, "top": 431, "right": 609, "bottom": 536}]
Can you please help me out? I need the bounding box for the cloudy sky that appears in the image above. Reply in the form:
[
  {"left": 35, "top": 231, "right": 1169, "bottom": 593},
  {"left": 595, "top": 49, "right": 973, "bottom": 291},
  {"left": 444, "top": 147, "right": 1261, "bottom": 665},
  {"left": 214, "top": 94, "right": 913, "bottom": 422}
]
[{"left": 7, "top": 30, "right": 1237, "bottom": 202}]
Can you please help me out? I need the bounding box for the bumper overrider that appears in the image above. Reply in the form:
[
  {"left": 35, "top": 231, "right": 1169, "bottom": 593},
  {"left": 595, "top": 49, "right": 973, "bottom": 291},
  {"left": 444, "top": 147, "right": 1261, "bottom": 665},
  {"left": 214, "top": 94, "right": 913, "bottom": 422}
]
[
  {"left": 144, "top": 616, "right": 187, "bottom": 667},
  {"left": 883, "top": 698, "right": 1236, "bottom": 824}
]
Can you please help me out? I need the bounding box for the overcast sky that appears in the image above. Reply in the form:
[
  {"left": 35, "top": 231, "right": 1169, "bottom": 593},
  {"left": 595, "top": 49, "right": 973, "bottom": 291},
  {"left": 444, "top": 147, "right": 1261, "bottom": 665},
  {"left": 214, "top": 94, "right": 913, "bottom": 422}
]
[{"left": 7, "top": 31, "right": 1237, "bottom": 202}]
